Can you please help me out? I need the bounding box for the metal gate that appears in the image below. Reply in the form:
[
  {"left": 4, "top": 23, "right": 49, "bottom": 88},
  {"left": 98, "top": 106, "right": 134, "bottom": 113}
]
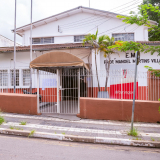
[{"left": 37, "top": 68, "right": 80, "bottom": 115}]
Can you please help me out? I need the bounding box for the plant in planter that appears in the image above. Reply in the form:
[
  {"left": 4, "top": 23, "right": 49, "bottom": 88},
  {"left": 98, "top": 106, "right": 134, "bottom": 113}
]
[
  {"left": 97, "top": 36, "right": 115, "bottom": 98},
  {"left": 83, "top": 31, "right": 111, "bottom": 92}
]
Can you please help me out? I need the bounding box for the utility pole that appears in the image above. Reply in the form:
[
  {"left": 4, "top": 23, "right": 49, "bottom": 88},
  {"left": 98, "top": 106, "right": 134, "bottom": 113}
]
[
  {"left": 89, "top": 0, "right": 90, "bottom": 7},
  {"left": 131, "top": 51, "right": 140, "bottom": 132},
  {"left": 30, "top": 0, "right": 33, "bottom": 93},
  {"left": 13, "top": 0, "right": 17, "bottom": 93}
]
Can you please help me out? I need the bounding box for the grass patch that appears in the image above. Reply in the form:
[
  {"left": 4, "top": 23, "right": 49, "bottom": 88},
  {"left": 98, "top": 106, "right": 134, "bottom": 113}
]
[
  {"left": 151, "top": 137, "right": 155, "bottom": 141},
  {"left": 133, "top": 137, "right": 141, "bottom": 140},
  {"left": 0, "top": 116, "right": 5, "bottom": 125},
  {"left": 20, "top": 121, "right": 27, "bottom": 125},
  {"left": 28, "top": 130, "right": 35, "bottom": 137},
  {"left": 9, "top": 126, "right": 23, "bottom": 130},
  {"left": 62, "top": 132, "right": 65, "bottom": 135},
  {"left": 127, "top": 128, "right": 138, "bottom": 137}
]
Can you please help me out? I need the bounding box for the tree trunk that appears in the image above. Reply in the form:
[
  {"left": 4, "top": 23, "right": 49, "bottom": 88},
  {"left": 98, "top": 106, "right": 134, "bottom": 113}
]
[
  {"left": 95, "top": 49, "right": 100, "bottom": 92},
  {"left": 105, "top": 55, "right": 110, "bottom": 91}
]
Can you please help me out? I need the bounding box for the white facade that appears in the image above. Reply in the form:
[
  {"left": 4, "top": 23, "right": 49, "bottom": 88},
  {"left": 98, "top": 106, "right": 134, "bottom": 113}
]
[
  {"left": 21, "top": 12, "right": 148, "bottom": 46},
  {"left": 0, "top": 6, "right": 159, "bottom": 89},
  {"left": 0, "top": 35, "right": 20, "bottom": 47}
]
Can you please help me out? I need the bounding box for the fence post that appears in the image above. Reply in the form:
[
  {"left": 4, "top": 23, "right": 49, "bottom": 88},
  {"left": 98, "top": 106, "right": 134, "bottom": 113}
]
[
  {"left": 37, "top": 69, "right": 39, "bottom": 114},
  {"left": 78, "top": 68, "right": 80, "bottom": 113},
  {"left": 57, "top": 69, "right": 60, "bottom": 113}
]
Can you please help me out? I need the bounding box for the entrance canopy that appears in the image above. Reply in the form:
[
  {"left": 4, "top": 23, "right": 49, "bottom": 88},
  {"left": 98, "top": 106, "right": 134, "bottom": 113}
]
[{"left": 30, "top": 51, "right": 89, "bottom": 70}]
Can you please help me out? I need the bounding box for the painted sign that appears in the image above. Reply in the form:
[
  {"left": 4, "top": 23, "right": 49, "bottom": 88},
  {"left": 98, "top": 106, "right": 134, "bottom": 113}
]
[{"left": 110, "top": 82, "right": 138, "bottom": 99}]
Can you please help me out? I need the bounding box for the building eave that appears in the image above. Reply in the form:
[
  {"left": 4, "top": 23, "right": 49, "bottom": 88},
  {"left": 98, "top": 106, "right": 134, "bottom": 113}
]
[{"left": 11, "top": 6, "right": 124, "bottom": 36}]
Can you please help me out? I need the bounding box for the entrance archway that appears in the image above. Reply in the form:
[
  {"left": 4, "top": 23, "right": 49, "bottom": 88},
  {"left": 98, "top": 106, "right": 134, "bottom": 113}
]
[{"left": 30, "top": 51, "right": 89, "bottom": 115}]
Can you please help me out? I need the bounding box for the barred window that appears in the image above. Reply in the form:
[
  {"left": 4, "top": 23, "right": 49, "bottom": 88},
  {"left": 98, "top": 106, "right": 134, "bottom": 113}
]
[
  {"left": 0, "top": 70, "right": 8, "bottom": 86},
  {"left": 112, "top": 33, "right": 134, "bottom": 41},
  {"left": 32, "top": 37, "right": 54, "bottom": 44},
  {"left": 23, "top": 69, "right": 30, "bottom": 86},
  {"left": 74, "top": 35, "right": 85, "bottom": 42},
  {"left": 10, "top": 70, "right": 19, "bottom": 86}
]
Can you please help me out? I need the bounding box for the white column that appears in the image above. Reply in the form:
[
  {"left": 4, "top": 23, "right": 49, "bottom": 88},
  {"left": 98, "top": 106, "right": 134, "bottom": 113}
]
[{"left": 57, "top": 69, "right": 60, "bottom": 113}]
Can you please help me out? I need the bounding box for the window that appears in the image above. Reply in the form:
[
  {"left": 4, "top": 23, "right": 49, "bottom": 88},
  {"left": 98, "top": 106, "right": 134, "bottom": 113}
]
[
  {"left": 0, "top": 70, "right": 8, "bottom": 86},
  {"left": 74, "top": 35, "right": 85, "bottom": 42},
  {"left": 112, "top": 33, "right": 134, "bottom": 41},
  {"left": 32, "top": 37, "right": 54, "bottom": 44},
  {"left": 10, "top": 70, "right": 19, "bottom": 86},
  {"left": 23, "top": 69, "right": 30, "bottom": 86}
]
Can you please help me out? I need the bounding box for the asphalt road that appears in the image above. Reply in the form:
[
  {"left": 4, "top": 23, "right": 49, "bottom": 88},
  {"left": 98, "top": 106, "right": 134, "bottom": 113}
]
[{"left": 0, "top": 135, "right": 160, "bottom": 160}]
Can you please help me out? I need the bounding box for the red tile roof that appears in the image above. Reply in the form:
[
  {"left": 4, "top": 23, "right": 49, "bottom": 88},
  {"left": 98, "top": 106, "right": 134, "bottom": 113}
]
[
  {"left": 0, "top": 41, "right": 160, "bottom": 53},
  {"left": 0, "top": 43, "right": 92, "bottom": 53}
]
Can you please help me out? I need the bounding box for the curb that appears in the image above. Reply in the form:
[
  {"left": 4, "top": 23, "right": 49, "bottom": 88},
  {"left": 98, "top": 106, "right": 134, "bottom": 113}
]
[{"left": 0, "top": 128, "right": 160, "bottom": 148}]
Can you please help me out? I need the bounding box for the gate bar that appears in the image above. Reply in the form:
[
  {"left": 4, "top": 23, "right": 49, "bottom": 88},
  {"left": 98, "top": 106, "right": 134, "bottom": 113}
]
[
  {"left": 78, "top": 68, "right": 80, "bottom": 113},
  {"left": 57, "top": 69, "right": 60, "bottom": 113}
]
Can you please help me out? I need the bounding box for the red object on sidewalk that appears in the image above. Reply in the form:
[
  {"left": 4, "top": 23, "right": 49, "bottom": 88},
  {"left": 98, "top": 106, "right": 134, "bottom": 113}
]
[{"left": 110, "top": 82, "right": 138, "bottom": 99}]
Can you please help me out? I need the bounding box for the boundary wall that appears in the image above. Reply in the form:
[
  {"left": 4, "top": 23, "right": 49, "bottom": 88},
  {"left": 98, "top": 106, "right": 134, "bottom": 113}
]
[
  {"left": 0, "top": 93, "right": 38, "bottom": 115},
  {"left": 77, "top": 97, "right": 160, "bottom": 123}
]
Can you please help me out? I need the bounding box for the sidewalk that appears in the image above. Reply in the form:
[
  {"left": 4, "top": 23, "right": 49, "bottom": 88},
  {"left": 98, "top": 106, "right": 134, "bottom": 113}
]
[{"left": 0, "top": 113, "right": 160, "bottom": 148}]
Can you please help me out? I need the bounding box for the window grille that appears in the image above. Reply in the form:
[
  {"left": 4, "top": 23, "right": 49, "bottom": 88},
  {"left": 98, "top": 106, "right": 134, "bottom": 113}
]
[
  {"left": 10, "top": 70, "right": 19, "bottom": 86},
  {"left": 112, "top": 33, "right": 134, "bottom": 41},
  {"left": 32, "top": 37, "right": 54, "bottom": 44},
  {"left": 0, "top": 70, "right": 8, "bottom": 86},
  {"left": 23, "top": 69, "right": 30, "bottom": 86},
  {"left": 74, "top": 35, "right": 85, "bottom": 42}
]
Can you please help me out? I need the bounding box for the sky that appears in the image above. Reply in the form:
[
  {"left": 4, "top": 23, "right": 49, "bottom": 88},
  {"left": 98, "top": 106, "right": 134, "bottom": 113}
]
[{"left": 0, "top": 0, "right": 143, "bottom": 44}]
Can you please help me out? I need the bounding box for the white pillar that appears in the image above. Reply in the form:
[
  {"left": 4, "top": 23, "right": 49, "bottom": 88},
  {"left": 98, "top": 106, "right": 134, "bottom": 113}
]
[
  {"left": 57, "top": 69, "right": 60, "bottom": 113},
  {"left": 37, "top": 70, "right": 39, "bottom": 114}
]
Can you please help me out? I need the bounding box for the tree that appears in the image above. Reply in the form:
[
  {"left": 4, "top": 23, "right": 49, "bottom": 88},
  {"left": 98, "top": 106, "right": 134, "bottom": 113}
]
[
  {"left": 83, "top": 32, "right": 115, "bottom": 92},
  {"left": 117, "top": 3, "right": 160, "bottom": 41},
  {"left": 99, "top": 36, "right": 115, "bottom": 91},
  {"left": 83, "top": 30, "right": 107, "bottom": 91},
  {"left": 114, "top": 3, "right": 160, "bottom": 56},
  {"left": 142, "top": 0, "right": 160, "bottom": 40}
]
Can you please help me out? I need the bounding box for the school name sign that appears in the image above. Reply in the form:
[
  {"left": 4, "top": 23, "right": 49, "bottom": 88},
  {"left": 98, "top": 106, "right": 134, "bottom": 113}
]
[{"left": 104, "top": 52, "right": 160, "bottom": 64}]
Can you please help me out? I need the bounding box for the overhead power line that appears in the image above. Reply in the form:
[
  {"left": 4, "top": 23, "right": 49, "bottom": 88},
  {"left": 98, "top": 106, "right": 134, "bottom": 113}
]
[
  {"left": 60, "top": 0, "right": 142, "bottom": 28},
  {"left": 60, "top": 2, "right": 142, "bottom": 32}
]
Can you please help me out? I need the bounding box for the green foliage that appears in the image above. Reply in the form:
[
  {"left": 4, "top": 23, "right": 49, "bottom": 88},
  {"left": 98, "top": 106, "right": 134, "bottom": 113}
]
[
  {"left": 0, "top": 116, "right": 4, "bottom": 125},
  {"left": 108, "top": 41, "right": 143, "bottom": 52},
  {"left": 128, "top": 128, "right": 138, "bottom": 137},
  {"left": 9, "top": 126, "right": 23, "bottom": 130},
  {"left": 28, "top": 130, "right": 35, "bottom": 137},
  {"left": 0, "top": 109, "right": 4, "bottom": 125},
  {"left": 133, "top": 137, "right": 142, "bottom": 140},
  {"left": 144, "top": 66, "right": 160, "bottom": 77},
  {"left": 20, "top": 121, "right": 27, "bottom": 125},
  {"left": 83, "top": 30, "right": 116, "bottom": 91},
  {"left": 108, "top": 41, "right": 160, "bottom": 56},
  {"left": 151, "top": 137, "right": 155, "bottom": 141},
  {"left": 142, "top": 0, "right": 160, "bottom": 41},
  {"left": 99, "top": 35, "right": 115, "bottom": 58},
  {"left": 62, "top": 132, "right": 65, "bottom": 135},
  {"left": 117, "top": 3, "right": 160, "bottom": 41},
  {"left": 83, "top": 30, "right": 99, "bottom": 48}
]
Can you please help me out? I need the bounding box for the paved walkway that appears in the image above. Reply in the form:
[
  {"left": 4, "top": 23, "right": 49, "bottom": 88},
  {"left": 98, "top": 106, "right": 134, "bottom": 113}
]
[{"left": 0, "top": 113, "right": 160, "bottom": 147}]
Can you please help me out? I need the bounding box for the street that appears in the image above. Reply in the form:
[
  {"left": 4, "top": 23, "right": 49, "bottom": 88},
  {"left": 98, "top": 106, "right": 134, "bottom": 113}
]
[{"left": 0, "top": 135, "right": 160, "bottom": 160}]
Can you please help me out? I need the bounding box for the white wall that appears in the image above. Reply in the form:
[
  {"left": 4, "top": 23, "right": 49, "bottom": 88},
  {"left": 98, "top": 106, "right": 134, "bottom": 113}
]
[
  {"left": 0, "top": 35, "right": 20, "bottom": 47},
  {"left": 21, "top": 12, "right": 148, "bottom": 46},
  {"left": 99, "top": 51, "right": 160, "bottom": 87}
]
